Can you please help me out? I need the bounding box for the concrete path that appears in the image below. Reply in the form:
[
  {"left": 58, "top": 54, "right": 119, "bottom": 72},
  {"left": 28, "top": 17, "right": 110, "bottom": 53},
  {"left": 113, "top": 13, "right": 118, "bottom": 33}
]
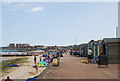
[{"left": 37, "top": 53, "right": 118, "bottom": 79}]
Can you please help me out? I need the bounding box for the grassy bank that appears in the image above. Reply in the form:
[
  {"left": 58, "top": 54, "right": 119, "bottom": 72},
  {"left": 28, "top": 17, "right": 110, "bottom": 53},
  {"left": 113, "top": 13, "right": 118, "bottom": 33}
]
[{"left": 0, "top": 57, "right": 28, "bottom": 73}]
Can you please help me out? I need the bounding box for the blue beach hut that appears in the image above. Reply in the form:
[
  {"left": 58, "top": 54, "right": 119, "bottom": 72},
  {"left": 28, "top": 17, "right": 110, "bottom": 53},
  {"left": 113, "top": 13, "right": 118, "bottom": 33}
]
[{"left": 79, "top": 43, "right": 88, "bottom": 57}]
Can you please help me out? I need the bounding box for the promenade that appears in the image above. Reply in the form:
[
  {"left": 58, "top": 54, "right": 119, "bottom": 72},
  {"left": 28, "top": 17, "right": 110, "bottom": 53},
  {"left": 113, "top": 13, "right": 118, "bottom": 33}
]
[{"left": 38, "top": 53, "right": 118, "bottom": 79}]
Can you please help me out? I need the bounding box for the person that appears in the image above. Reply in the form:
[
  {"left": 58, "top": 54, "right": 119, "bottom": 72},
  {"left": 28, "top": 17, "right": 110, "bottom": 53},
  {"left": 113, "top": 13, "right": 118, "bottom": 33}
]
[
  {"left": 34, "top": 55, "right": 37, "bottom": 65},
  {"left": 5, "top": 76, "right": 13, "bottom": 81},
  {"left": 87, "top": 48, "right": 93, "bottom": 63},
  {"left": 56, "top": 51, "right": 60, "bottom": 57}
]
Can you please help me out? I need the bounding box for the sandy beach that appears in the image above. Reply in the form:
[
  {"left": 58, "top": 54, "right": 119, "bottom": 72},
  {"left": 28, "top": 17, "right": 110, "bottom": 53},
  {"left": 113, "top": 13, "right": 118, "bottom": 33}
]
[{"left": 0, "top": 55, "right": 46, "bottom": 80}]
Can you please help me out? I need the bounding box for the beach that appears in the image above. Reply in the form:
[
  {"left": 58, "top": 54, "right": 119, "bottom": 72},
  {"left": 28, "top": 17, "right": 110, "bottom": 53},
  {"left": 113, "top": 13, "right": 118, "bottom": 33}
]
[{"left": 0, "top": 55, "right": 46, "bottom": 80}]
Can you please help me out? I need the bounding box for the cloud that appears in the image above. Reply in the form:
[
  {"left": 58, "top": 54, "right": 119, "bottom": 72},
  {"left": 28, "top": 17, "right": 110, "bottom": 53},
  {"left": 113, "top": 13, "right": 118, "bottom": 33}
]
[{"left": 28, "top": 7, "right": 44, "bottom": 12}]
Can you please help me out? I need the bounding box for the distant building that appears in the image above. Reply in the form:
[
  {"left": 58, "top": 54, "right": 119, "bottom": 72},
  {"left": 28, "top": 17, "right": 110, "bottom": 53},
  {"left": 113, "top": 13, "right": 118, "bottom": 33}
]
[
  {"left": 34, "top": 45, "right": 44, "bottom": 49},
  {"left": 21, "top": 43, "right": 30, "bottom": 48},
  {"left": 16, "top": 43, "right": 22, "bottom": 48},
  {"left": 8, "top": 43, "right": 15, "bottom": 48},
  {"left": 116, "top": 27, "right": 120, "bottom": 38},
  {"left": 16, "top": 43, "right": 30, "bottom": 48}
]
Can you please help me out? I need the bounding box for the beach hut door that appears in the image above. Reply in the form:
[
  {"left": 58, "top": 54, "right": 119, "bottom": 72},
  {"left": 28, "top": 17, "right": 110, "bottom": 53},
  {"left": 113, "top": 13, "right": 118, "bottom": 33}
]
[
  {"left": 99, "top": 45, "right": 106, "bottom": 55},
  {"left": 102, "top": 44, "right": 106, "bottom": 55}
]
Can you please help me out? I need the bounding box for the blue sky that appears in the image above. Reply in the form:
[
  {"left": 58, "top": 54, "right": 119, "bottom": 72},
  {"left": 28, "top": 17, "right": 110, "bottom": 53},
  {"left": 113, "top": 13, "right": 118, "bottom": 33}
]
[{"left": 1, "top": 2, "right": 118, "bottom": 46}]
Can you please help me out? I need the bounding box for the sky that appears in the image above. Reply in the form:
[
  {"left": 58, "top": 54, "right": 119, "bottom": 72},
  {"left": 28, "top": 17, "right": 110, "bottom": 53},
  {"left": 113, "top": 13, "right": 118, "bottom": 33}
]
[{"left": 1, "top": 2, "right": 118, "bottom": 46}]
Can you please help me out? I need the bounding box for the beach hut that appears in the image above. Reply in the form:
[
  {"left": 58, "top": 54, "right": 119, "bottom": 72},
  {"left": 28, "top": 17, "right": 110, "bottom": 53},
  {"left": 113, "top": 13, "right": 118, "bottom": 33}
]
[
  {"left": 101, "top": 38, "right": 120, "bottom": 64},
  {"left": 88, "top": 40, "right": 101, "bottom": 61},
  {"left": 79, "top": 43, "right": 88, "bottom": 57}
]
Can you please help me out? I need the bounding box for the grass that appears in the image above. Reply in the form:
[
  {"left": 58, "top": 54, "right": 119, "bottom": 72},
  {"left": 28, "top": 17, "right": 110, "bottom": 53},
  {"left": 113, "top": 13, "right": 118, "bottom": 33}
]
[{"left": 0, "top": 57, "right": 28, "bottom": 73}]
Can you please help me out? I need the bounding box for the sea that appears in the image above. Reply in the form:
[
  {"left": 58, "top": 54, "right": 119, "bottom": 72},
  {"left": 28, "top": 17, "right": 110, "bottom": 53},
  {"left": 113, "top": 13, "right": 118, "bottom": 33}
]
[{"left": 0, "top": 49, "right": 26, "bottom": 62}]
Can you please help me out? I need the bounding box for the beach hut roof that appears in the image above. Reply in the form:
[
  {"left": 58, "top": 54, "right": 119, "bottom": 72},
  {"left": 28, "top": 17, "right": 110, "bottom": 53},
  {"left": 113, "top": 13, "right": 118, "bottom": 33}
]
[
  {"left": 89, "top": 39, "right": 94, "bottom": 42},
  {"left": 88, "top": 39, "right": 94, "bottom": 44},
  {"left": 79, "top": 43, "right": 88, "bottom": 46},
  {"left": 103, "top": 38, "right": 120, "bottom": 43}
]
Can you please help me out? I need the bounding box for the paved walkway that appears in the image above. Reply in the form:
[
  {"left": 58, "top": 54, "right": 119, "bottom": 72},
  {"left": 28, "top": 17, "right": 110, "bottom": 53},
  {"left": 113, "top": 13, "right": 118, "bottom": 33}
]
[{"left": 38, "top": 53, "right": 118, "bottom": 79}]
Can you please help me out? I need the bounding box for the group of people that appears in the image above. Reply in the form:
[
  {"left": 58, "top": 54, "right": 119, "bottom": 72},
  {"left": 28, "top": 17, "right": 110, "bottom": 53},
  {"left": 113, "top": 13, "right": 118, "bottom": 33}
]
[
  {"left": 33, "top": 53, "right": 51, "bottom": 73},
  {"left": 33, "top": 50, "right": 63, "bottom": 72}
]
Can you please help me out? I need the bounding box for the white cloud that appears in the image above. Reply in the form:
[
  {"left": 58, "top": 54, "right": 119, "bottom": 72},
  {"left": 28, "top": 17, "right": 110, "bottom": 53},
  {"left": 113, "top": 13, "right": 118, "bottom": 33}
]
[{"left": 28, "top": 7, "right": 44, "bottom": 12}]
